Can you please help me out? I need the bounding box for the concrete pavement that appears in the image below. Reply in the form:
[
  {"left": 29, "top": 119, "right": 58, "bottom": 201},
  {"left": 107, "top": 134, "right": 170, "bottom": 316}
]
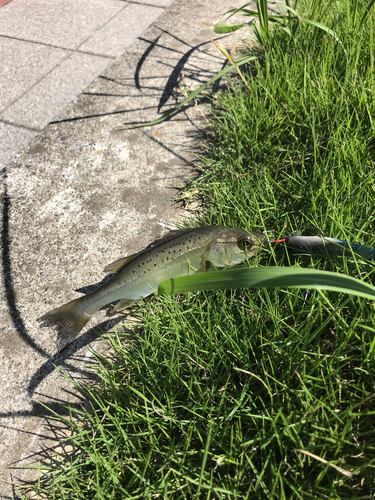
[
  {"left": 0, "top": 0, "right": 254, "bottom": 497},
  {"left": 0, "top": 0, "right": 173, "bottom": 168}
]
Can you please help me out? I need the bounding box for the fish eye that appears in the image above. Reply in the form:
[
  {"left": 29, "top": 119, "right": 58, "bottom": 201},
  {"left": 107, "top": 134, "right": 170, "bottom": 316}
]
[{"left": 237, "top": 235, "right": 253, "bottom": 250}]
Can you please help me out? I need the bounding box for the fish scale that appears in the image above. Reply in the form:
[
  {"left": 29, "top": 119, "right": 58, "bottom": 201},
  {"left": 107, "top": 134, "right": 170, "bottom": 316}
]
[{"left": 38, "top": 225, "right": 266, "bottom": 349}]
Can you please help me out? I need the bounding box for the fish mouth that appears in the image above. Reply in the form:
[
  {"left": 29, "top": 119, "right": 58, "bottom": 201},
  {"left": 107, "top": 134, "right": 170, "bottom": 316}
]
[
  {"left": 248, "top": 232, "right": 271, "bottom": 255},
  {"left": 250, "top": 232, "right": 270, "bottom": 248},
  {"left": 259, "top": 232, "right": 271, "bottom": 245}
]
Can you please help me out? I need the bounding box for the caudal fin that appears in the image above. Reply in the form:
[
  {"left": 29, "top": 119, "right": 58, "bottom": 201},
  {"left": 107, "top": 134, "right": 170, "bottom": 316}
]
[{"left": 38, "top": 297, "right": 91, "bottom": 348}]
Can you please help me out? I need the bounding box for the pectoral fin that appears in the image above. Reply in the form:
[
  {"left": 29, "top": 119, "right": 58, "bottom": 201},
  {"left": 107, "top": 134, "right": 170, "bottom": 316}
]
[
  {"left": 106, "top": 298, "right": 138, "bottom": 316},
  {"left": 195, "top": 260, "right": 213, "bottom": 273}
]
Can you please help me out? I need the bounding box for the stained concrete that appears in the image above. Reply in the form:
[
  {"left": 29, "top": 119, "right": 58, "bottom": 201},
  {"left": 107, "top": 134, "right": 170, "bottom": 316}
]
[{"left": 0, "top": 0, "right": 255, "bottom": 496}]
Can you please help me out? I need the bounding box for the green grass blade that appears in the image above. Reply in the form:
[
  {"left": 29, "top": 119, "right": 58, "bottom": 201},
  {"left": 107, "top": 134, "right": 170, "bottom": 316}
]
[
  {"left": 158, "top": 267, "right": 375, "bottom": 301},
  {"left": 225, "top": 3, "right": 260, "bottom": 19},
  {"left": 300, "top": 17, "right": 343, "bottom": 44},
  {"left": 225, "top": 7, "right": 259, "bottom": 17},
  {"left": 359, "top": 0, "right": 375, "bottom": 28},
  {"left": 225, "top": 5, "right": 290, "bottom": 20},
  {"left": 224, "top": 2, "right": 342, "bottom": 45},
  {"left": 214, "top": 22, "right": 248, "bottom": 34},
  {"left": 269, "top": 4, "right": 343, "bottom": 45}
]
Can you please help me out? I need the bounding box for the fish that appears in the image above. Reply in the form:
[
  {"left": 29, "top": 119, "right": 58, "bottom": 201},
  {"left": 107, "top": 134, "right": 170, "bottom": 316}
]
[{"left": 38, "top": 225, "right": 266, "bottom": 348}]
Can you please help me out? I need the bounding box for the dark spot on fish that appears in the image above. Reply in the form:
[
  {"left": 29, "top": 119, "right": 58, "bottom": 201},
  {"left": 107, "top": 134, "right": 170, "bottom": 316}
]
[
  {"left": 187, "top": 246, "right": 190, "bottom": 249},
  {"left": 154, "top": 264, "right": 157, "bottom": 266},
  {"left": 133, "top": 271, "right": 135, "bottom": 273},
  {"left": 168, "top": 251, "right": 171, "bottom": 254},
  {"left": 138, "top": 264, "right": 141, "bottom": 267},
  {"left": 144, "top": 271, "right": 146, "bottom": 274}
]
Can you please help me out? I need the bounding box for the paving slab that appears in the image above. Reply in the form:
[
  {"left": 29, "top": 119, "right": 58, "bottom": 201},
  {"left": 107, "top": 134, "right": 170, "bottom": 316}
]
[
  {"left": 79, "top": 3, "right": 164, "bottom": 57},
  {"left": 0, "top": 37, "right": 68, "bottom": 114},
  {"left": 0, "top": 0, "right": 172, "bottom": 168},
  {"left": 0, "top": 0, "right": 125, "bottom": 50},
  {"left": 0, "top": 0, "right": 255, "bottom": 496},
  {"left": 1, "top": 52, "right": 111, "bottom": 129}
]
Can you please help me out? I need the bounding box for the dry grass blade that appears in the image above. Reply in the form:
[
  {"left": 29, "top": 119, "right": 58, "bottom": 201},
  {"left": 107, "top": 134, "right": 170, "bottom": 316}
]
[
  {"left": 234, "top": 366, "right": 273, "bottom": 400},
  {"left": 295, "top": 449, "right": 354, "bottom": 478},
  {"left": 209, "top": 38, "right": 251, "bottom": 91}
]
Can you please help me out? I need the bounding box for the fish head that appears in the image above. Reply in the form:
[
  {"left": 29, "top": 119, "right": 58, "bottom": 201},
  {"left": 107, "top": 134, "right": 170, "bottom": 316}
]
[{"left": 204, "top": 228, "right": 267, "bottom": 267}]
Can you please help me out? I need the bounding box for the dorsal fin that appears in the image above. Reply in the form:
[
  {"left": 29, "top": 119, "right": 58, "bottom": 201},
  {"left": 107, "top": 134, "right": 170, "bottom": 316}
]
[
  {"left": 104, "top": 227, "right": 195, "bottom": 273},
  {"left": 144, "top": 228, "right": 196, "bottom": 249},
  {"left": 103, "top": 228, "right": 198, "bottom": 274},
  {"left": 103, "top": 254, "right": 138, "bottom": 273}
]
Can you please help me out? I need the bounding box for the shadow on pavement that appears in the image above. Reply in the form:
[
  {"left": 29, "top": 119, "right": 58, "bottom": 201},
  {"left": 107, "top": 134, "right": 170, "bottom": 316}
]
[
  {"left": 0, "top": 27, "right": 228, "bottom": 423},
  {"left": 50, "top": 29, "right": 228, "bottom": 127}
]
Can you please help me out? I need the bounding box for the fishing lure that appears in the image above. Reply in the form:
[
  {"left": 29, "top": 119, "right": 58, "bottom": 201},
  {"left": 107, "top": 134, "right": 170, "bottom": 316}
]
[{"left": 271, "top": 231, "right": 375, "bottom": 261}]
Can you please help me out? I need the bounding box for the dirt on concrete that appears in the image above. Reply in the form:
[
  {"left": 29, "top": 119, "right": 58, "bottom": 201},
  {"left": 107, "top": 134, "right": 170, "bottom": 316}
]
[{"left": 0, "top": 0, "right": 254, "bottom": 496}]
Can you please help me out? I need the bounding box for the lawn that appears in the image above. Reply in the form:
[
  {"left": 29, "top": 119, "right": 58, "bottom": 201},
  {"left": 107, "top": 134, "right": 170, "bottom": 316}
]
[{"left": 18, "top": 1, "right": 375, "bottom": 498}]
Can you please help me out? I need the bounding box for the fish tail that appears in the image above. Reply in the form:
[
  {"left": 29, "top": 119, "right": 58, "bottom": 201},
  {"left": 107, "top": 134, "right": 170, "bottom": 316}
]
[{"left": 38, "top": 297, "right": 91, "bottom": 347}]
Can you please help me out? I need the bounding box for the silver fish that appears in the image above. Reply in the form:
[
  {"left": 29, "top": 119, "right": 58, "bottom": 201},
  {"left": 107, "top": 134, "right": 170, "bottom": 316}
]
[{"left": 38, "top": 226, "right": 266, "bottom": 347}]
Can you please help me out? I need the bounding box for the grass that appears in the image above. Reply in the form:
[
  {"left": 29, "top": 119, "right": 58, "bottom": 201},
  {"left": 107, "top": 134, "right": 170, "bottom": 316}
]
[{"left": 17, "top": 0, "right": 375, "bottom": 498}]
